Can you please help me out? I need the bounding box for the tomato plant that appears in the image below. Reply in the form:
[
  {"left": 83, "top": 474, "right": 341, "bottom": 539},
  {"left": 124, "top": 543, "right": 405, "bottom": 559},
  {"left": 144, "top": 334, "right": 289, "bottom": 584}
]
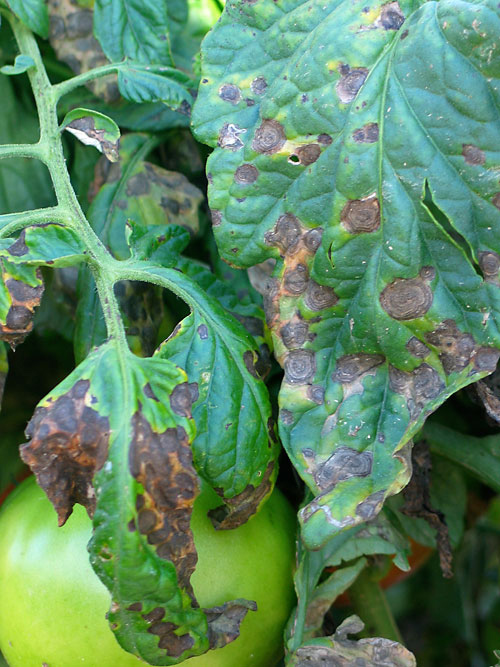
[
  {"left": 0, "top": 476, "right": 296, "bottom": 667},
  {"left": 0, "top": 0, "right": 500, "bottom": 665}
]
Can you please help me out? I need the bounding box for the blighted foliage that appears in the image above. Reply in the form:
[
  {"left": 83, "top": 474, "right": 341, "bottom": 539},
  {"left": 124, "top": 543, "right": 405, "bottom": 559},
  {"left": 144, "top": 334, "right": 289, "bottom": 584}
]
[{"left": 193, "top": 0, "right": 500, "bottom": 548}]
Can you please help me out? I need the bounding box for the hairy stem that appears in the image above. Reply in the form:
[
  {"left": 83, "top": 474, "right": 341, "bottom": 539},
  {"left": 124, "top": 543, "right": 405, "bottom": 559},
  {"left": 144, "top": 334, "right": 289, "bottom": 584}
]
[{"left": 52, "top": 62, "right": 121, "bottom": 101}]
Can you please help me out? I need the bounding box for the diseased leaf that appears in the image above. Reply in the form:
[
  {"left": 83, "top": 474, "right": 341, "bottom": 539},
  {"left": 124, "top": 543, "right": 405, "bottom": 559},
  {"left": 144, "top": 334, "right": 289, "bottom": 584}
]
[
  {"left": 20, "top": 341, "right": 255, "bottom": 664},
  {"left": 60, "top": 108, "right": 120, "bottom": 162},
  {"left": 193, "top": 0, "right": 500, "bottom": 549},
  {"left": 117, "top": 64, "right": 194, "bottom": 115},
  {"left": 0, "top": 54, "right": 35, "bottom": 75},
  {"left": 93, "top": 0, "right": 181, "bottom": 65},
  {"left": 126, "top": 219, "right": 190, "bottom": 265},
  {"left": 288, "top": 615, "right": 416, "bottom": 666},
  {"left": 2, "top": 0, "right": 49, "bottom": 38}
]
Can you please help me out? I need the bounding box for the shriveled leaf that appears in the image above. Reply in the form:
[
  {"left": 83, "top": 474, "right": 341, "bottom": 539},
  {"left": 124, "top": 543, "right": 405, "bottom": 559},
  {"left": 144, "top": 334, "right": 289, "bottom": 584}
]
[
  {"left": 0, "top": 54, "right": 35, "bottom": 75},
  {"left": 115, "top": 261, "right": 278, "bottom": 527},
  {"left": 193, "top": 0, "right": 500, "bottom": 549},
  {"left": 20, "top": 341, "right": 255, "bottom": 664},
  {"left": 60, "top": 108, "right": 120, "bottom": 162},
  {"left": 2, "top": 0, "right": 49, "bottom": 38},
  {"left": 288, "top": 615, "right": 416, "bottom": 667},
  {"left": 424, "top": 421, "right": 500, "bottom": 494},
  {"left": 117, "top": 64, "right": 194, "bottom": 115},
  {"left": 93, "top": 0, "right": 183, "bottom": 65}
]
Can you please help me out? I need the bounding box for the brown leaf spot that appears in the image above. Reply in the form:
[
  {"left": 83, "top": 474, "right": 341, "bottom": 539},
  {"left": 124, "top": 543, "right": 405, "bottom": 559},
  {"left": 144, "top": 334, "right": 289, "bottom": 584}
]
[
  {"left": 218, "top": 83, "right": 241, "bottom": 104},
  {"left": 264, "top": 213, "right": 301, "bottom": 254},
  {"left": 318, "top": 133, "right": 333, "bottom": 145},
  {"left": 209, "top": 461, "right": 274, "bottom": 530},
  {"left": 129, "top": 414, "right": 199, "bottom": 593},
  {"left": 205, "top": 600, "right": 257, "bottom": 649},
  {"left": 197, "top": 323, "right": 209, "bottom": 339},
  {"left": 380, "top": 277, "right": 433, "bottom": 320},
  {"left": 234, "top": 164, "right": 258, "bottom": 184},
  {"left": 479, "top": 250, "right": 500, "bottom": 283},
  {"left": 341, "top": 194, "right": 380, "bottom": 234},
  {"left": 462, "top": 143, "right": 485, "bottom": 165},
  {"left": 281, "top": 409, "right": 294, "bottom": 425},
  {"left": 336, "top": 66, "right": 369, "bottom": 103},
  {"left": 378, "top": 1, "right": 405, "bottom": 29},
  {"left": 251, "top": 76, "right": 267, "bottom": 95},
  {"left": 218, "top": 123, "right": 246, "bottom": 151},
  {"left": 425, "top": 320, "right": 475, "bottom": 374},
  {"left": 492, "top": 193, "right": 500, "bottom": 210},
  {"left": 7, "top": 231, "right": 28, "bottom": 256},
  {"left": 356, "top": 490, "right": 386, "bottom": 520},
  {"left": 352, "top": 122, "right": 379, "bottom": 143},
  {"left": 295, "top": 143, "right": 321, "bottom": 166},
  {"left": 211, "top": 210, "right": 222, "bottom": 227},
  {"left": 169, "top": 382, "right": 196, "bottom": 417},
  {"left": 473, "top": 346, "right": 500, "bottom": 372},
  {"left": 280, "top": 319, "right": 311, "bottom": 349},
  {"left": 243, "top": 349, "right": 260, "bottom": 379},
  {"left": 332, "top": 354, "right": 385, "bottom": 383},
  {"left": 127, "top": 602, "right": 143, "bottom": 612},
  {"left": 304, "top": 227, "right": 323, "bottom": 252},
  {"left": 20, "top": 380, "right": 110, "bottom": 525},
  {"left": 406, "top": 336, "right": 430, "bottom": 359},
  {"left": 389, "top": 364, "right": 444, "bottom": 418},
  {"left": 304, "top": 281, "right": 338, "bottom": 311},
  {"left": 0, "top": 273, "right": 44, "bottom": 349},
  {"left": 252, "top": 119, "right": 286, "bottom": 154},
  {"left": 308, "top": 385, "right": 325, "bottom": 404},
  {"left": 306, "top": 446, "right": 373, "bottom": 492},
  {"left": 143, "top": 614, "right": 194, "bottom": 658},
  {"left": 283, "top": 263, "right": 309, "bottom": 295},
  {"left": 284, "top": 349, "right": 316, "bottom": 384}
]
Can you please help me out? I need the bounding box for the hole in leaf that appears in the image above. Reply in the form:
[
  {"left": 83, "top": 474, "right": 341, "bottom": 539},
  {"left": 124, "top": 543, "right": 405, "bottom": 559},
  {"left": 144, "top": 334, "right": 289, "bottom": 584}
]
[{"left": 288, "top": 154, "right": 300, "bottom": 165}]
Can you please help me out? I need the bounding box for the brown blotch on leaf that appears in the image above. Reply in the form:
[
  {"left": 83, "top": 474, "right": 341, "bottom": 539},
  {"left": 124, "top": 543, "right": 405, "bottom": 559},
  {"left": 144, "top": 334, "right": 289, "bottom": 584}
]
[
  {"left": 127, "top": 602, "right": 143, "bottom": 612},
  {"left": 356, "top": 490, "right": 386, "bottom": 520},
  {"left": 318, "top": 133, "right": 333, "bottom": 146},
  {"left": 352, "top": 122, "right": 379, "bottom": 143},
  {"left": 264, "top": 213, "right": 301, "bottom": 254},
  {"left": 401, "top": 440, "right": 453, "bottom": 578},
  {"left": 473, "top": 346, "right": 500, "bottom": 372},
  {"left": 462, "top": 143, "right": 485, "bottom": 165},
  {"left": 283, "top": 264, "right": 309, "bottom": 295},
  {"left": 336, "top": 66, "right": 369, "bottom": 103},
  {"left": 65, "top": 116, "right": 119, "bottom": 162},
  {"left": 380, "top": 277, "right": 433, "bottom": 320},
  {"left": 281, "top": 409, "right": 294, "bottom": 425},
  {"left": 243, "top": 350, "right": 260, "bottom": 379},
  {"left": 332, "top": 354, "right": 385, "bottom": 383},
  {"left": 492, "top": 193, "right": 500, "bottom": 210},
  {"left": 406, "top": 336, "right": 430, "bottom": 359},
  {"left": 20, "top": 379, "right": 110, "bottom": 525},
  {"left": 425, "top": 320, "right": 475, "bottom": 374},
  {"left": 129, "top": 413, "right": 199, "bottom": 595},
  {"left": 145, "top": 617, "right": 194, "bottom": 658},
  {"left": 169, "top": 382, "right": 198, "bottom": 417},
  {"left": 234, "top": 164, "right": 258, "bottom": 184},
  {"left": 205, "top": 600, "right": 257, "bottom": 649},
  {"left": 0, "top": 271, "right": 44, "bottom": 349},
  {"left": 126, "top": 171, "right": 150, "bottom": 196},
  {"left": 479, "top": 250, "right": 500, "bottom": 283},
  {"left": 304, "top": 281, "right": 338, "bottom": 311},
  {"left": 308, "top": 385, "right": 325, "bottom": 404},
  {"left": 378, "top": 1, "right": 405, "bottom": 30},
  {"left": 209, "top": 462, "right": 274, "bottom": 530},
  {"left": 251, "top": 76, "right": 267, "bottom": 95},
  {"left": 218, "top": 83, "right": 241, "bottom": 104},
  {"left": 284, "top": 349, "right": 316, "bottom": 384},
  {"left": 197, "top": 323, "right": 209, "bottom": 339},
  {"left": 389, "top": 364, "right": 444, "bottom": 419},
  {"left": 252, "top": 119, "right": 286, "bottom": 154},
  {"left": 341, "top": 194, "right": 380, "bottom": 234},
  {"left": 304, "top": 227, "right": 323, "bottom": 252},
  {"left": 294, "top": 143, "right": 321, "bottom": 166},
  {"left": 280, "top": 318, "right": 311, "bottom": 349},
  {"left": 211, "top": 210, "right": 222, "bottom": 227},
  {"left": 7, "top": 232, "right": 29, "bottom": 257},
  {"left": 304, "top": 446, "right": 373, "bottom": 492}
]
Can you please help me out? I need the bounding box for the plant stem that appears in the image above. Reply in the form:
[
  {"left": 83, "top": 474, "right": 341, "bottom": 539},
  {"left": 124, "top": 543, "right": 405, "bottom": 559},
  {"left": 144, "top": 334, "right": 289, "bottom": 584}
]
[
  {"left": 348, "top": 566, "right": 403, "bottom": 643},
  {"left": 52, "top": 63, "right": 121, "bottom": 101},
  {"left": 0, "top": 207, "right": 64, "bottom": 237},
  {"left": 0, "top": 143, "right": 47, "bottom": 162}
]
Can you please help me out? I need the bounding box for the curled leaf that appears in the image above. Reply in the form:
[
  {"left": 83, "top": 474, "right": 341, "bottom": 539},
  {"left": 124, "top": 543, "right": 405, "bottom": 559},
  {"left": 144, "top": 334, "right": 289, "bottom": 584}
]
[{"left": 60, "top": 108, "right": 120, "bottom": 162}]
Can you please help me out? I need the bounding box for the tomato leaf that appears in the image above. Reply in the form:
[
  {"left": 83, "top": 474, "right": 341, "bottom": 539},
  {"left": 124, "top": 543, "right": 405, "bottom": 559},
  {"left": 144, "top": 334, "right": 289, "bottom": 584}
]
[
  {"left": 193, "top": 0, "right": 500, "bottom": 549},
  {"left": 20, "top": 340, "right": 255, "bottom": 664},
  {"left": 60, "top": 108, "right": 121, "bottom": 162},
  {"left": 117, "top": 64, "right": 194, "bottom": 115},
  {"left": 1, "top": 0, "right": 49, "bottom": 38},
  {"left": 0, "top": 54, "right": 35, "bottom": 75}
]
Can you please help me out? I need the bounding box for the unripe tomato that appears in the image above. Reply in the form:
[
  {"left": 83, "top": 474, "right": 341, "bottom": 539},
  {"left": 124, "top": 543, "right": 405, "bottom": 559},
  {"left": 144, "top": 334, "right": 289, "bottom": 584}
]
[{"left": 0, "top": 477, "right": 297, "bottom": 666}]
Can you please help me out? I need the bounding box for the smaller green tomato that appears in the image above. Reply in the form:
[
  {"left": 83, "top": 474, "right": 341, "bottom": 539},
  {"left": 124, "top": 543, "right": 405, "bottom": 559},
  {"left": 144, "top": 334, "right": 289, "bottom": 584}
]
[{"left": 0, "top": 477, "right": 297, "bottom": 667}]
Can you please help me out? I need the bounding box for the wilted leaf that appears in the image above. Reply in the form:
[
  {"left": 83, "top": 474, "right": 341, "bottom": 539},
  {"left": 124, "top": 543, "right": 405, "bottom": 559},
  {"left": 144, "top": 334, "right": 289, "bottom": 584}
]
[
  {"left": 60, "top": 108, "right": 120, "bottom": 162},
  {"left": 153, "top": 262, "right": 278, "bottom": 525},
  {"left": 0, "top": 54, "right": 35, "bottom": 75},
  {"left": 1, "top": 0, "right": 49, "bottom": 38},
  {"left": 288, "top": 615, "right": 416, "bottom": 667},
  {"left": 20, "top": 341, "right": 255, "bottom": 664},
  {"left": 193, "top": 0, "right": 500, "bottom": 549}
]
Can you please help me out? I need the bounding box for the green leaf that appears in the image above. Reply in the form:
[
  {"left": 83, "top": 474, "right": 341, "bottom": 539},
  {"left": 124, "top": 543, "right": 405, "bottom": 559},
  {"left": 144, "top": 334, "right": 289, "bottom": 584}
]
[
  {"left": 0, "top": 225, "right": 86, "bottom": 268},
  {"left": 60, "top": 108, "right": 120, "bottom": 162},
  {"left": 0, "top": 54, "right": 35, "bottom": 75},
  {"left": 129, "top": 262, "right": 278, "bottom": 526},
  {"left": 193, "top": 0, "right": 500, "bottom": 549},
  {"left": 2, "top": 0, "right": 49, "bottom": 38},
  {"left": 117, "top": 64, "right": 194, "bottom": 114},
  {"left": 20, "top": 340, "right": 255, "bottom": 664},
  {"left": 93, "top": 0, "right": 185, "bottom": 65},
  {"left": 424, "top": 421, "right": 500, "bottom": 493},
  {"left": 125, "top": 220, "right": 190, "bottom": 265}
]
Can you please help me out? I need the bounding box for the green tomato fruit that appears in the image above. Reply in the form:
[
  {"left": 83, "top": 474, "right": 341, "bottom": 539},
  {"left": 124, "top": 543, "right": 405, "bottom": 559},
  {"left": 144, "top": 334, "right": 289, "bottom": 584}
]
[{"left": 0, "top": 477, "right": 297, "bottom": 666}]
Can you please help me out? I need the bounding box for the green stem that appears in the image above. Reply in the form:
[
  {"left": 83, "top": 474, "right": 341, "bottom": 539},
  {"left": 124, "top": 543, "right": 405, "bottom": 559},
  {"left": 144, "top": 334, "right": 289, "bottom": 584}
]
[
  {"left": 348, "top": 566, "right": 403, "bottom": 643},
  {"left": 0, "top": 207, "right": 65, "bottom": 237},
  {"left": 7, "top": 15, "right": 127, "bottom": 345},
  {"left": 0, "top": 143, "right": 47, "bottom": 161},
  {"left": 52, "top": 62, "right": 121, "bottom": 101}
]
